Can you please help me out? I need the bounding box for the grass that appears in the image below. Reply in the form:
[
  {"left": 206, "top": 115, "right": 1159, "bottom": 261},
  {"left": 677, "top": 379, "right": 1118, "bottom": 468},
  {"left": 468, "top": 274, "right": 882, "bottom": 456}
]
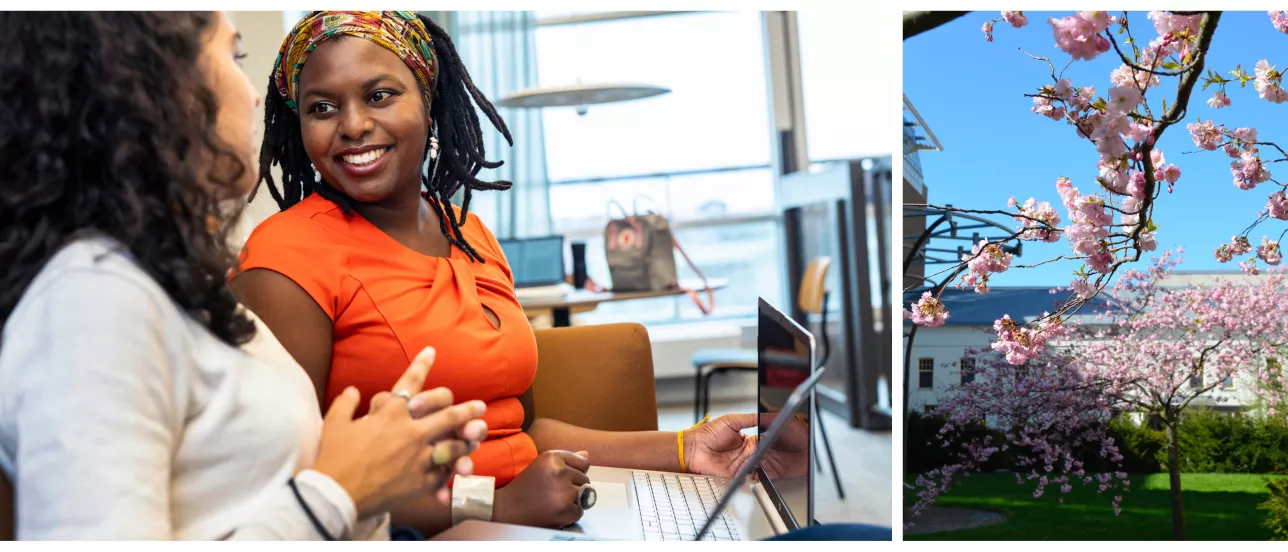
[{"left": 904, "top": 472, "right": 1288, "bottom": 540}]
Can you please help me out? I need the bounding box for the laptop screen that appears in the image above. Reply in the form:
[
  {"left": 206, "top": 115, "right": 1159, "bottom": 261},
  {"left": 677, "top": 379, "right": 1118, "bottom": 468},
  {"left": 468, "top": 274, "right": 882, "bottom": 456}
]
[
  {"left": 497, "top": 236, "right": 565, "bottom": 288},
  {"left": 756, "top": 298, "right": 814, "bottom": 531}
]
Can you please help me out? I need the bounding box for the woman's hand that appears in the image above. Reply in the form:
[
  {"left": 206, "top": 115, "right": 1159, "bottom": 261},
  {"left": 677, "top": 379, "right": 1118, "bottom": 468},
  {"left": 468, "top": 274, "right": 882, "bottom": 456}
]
[
  {"left": 492, "top": 450, "right": 591, "bottom": 529},
  {"left": 685, "top": 413, "right": 810, "bottom": 480},
  {"left": 311, "top": 347, "right": 488, "bottom": 519}
]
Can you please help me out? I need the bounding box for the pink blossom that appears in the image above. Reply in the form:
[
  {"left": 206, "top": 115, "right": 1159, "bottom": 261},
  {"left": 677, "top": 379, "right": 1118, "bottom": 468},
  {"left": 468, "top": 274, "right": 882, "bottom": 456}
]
[
  {"left": 1126, "top": 171, "right": 1147, "bottom": 200},
  {"left": 1240, "top": 260, "right": 1260, "bottom": 275},
  {"left": 1139, "top": 231, "right": 1158, "bottom": 252},
  {"left": 1231, "top": 152, "right": 1271, "bottom": 190},
  {"left": 1187, "top": 120, "right": 1223, "bottom": 151},
  {"left": 1071, "top": 278, "right": 1095, "bottom": 300},
  {"left": 1003, "top": 11, "right": 1029, "bottom": 28},
  {"left": 961, "top": 240, "right": 1014, "bottom": 294},
  {"left": 1229, "top": 235, "right": 1253, "bottom": 256},
  {"left": 1070, "top": 86, "right": 1096, "bottom": 111},
  {"left": 1215, "top": 244, "right": 1233, "bottom": 263},
  {"left": 1258, "top": 237, "right": 1282, "bottom": 265},
  {"left": 982, "top": 20, "right": 995, "bottom": 42},
  {"left": 1125, "top": 122, "right": 1153, "bottom": 143},
  {"left": 1254, "top": 60, "right": 1288, "bottom": 103},
  {"left": 1031, "top": 95, "right": 1067, "bottom": 121},
  {"left": 906, "top": 291, "right": 949, "bottom": 327},
  {"left": 1087, "top": 246, "right": 1114, "bottom": 273},
  {"left": 991, "top": 314, "right": 1050, "bottom": 365},
  {"left": 1010, "top": 196, "right": 1062, "bottom": 242},
  {"left": 1207, "top": 91, "right": 1232, "bottom": 109},
  {"left": 1053, "top": 78, "right": 1075, "bottom": 101},
  {"left": 1272, "top": 11, "right": 1288, "bottom": 34},
  {"left": 1049, "top": 12, "right": 1113, "bottom": 61},
  {"left": 1110, "top": 64, "right": 1159, "bottom": 89},
  {"left": 1107, "top": 85, "right": 1143, "bottom": 114},
  {"left": 1266, "top": 191, "right": 1288, "bottom": 220},
  {"left": 1148, "top": 11, "right": 1202, "bottom": 37},
  {"left": 1231, "top": 126, "right": 1259, "bottom": 144}
]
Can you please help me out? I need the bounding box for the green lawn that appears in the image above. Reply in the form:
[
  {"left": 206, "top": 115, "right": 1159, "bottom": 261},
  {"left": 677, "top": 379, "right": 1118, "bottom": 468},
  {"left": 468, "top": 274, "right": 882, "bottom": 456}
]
[{"left": 904, "top": 473, "right": 1288, "bottom": 540}]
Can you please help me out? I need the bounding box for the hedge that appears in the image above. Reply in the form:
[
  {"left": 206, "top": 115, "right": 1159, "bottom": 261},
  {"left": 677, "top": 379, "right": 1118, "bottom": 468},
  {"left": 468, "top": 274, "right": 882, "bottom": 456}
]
[{"left": 905, "top": 408, "right": 1288, "bottom": 475}]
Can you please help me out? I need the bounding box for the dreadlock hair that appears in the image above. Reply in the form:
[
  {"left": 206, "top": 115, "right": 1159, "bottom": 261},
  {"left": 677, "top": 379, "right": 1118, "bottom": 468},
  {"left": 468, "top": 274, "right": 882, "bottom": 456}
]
[{"left": 256, "top": 13, "right": 513, "bottom": 263}]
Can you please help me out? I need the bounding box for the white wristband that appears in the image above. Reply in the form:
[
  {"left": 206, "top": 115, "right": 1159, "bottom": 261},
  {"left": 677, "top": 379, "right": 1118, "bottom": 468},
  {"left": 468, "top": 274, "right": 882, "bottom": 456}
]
[{"left": 451, "top": 474, "right": 496, "bottom": 526}]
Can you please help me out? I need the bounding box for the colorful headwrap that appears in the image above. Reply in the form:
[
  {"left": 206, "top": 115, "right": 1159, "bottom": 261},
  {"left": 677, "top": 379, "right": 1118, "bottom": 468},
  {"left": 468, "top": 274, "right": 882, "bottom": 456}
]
[{"left": 273, "top": 11, "right": 438, "bottom": 113}]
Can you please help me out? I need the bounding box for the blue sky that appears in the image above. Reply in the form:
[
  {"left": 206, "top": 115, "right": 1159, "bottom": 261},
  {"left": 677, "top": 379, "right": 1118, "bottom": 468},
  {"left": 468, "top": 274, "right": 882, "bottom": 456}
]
[{"left": 905, "top": 11, "right": 1288, "bottom": 287}]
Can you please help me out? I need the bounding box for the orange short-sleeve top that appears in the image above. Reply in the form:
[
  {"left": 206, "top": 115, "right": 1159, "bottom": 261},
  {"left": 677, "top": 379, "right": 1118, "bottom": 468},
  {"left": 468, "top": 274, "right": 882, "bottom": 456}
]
[{"left": 238, "top": 194, "right": 538, "bottom": 486}]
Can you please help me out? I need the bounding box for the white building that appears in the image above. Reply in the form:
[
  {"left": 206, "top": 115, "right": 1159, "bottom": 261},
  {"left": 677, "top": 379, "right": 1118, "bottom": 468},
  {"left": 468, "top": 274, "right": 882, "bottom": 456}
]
[{"left": 905, "top": 273, "right": 1277, "bottom": 414}]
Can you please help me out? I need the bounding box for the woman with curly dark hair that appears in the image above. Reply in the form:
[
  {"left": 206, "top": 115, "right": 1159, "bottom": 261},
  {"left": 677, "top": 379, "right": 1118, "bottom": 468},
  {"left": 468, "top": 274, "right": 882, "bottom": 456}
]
[{"left": 0, "top": 12, "right": 488, "bottom": 540}]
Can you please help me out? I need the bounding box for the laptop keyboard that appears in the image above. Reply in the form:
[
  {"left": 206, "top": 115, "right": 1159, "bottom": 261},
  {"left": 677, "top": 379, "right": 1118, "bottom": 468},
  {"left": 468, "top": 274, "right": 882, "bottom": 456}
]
[{"left": 631, "top": 471, "right": 740, "bottom": 541}]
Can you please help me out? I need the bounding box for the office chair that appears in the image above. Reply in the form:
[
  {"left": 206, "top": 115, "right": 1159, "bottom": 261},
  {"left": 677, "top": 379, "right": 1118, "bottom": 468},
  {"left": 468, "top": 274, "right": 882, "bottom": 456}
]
[{"left": 690, "top": 257, "right": 845, "bottom": 500}]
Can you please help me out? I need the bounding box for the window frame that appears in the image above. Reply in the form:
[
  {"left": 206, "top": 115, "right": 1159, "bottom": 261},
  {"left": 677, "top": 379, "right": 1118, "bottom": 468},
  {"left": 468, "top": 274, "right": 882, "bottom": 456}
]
[
  {"left": 917, "top": 357, "right": 934, "bottom": 390},
  {"left": 960, "top": 356, "right": 976, "bottom": 386}
]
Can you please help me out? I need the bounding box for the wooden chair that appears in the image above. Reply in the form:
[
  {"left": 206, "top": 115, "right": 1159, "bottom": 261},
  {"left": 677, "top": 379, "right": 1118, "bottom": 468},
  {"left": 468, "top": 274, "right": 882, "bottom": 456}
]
[
  {"left": 690, "top": 256, "right": 845, "bottom": 499},
  {"left": 0, "top": 322, "right": 658, "bottom": 539}
]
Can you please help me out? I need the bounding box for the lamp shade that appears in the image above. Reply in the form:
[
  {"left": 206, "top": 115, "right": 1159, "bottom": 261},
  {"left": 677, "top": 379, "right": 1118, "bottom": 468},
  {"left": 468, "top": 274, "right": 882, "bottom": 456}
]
[{"left": 495, "top": 82, "right": 670, "bottom": 109}]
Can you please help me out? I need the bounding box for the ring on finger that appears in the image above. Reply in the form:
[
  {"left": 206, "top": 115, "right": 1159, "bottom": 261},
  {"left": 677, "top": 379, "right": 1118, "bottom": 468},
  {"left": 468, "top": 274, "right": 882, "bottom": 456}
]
[
  {"left": 577, "top": 484, "right": 597, "bottom": 510},
  {"left": 430, "top": 442, "right": 455, "bottom": 467},
  {"left": 392, "top": 390, "right": 413, "bottom": 402}
]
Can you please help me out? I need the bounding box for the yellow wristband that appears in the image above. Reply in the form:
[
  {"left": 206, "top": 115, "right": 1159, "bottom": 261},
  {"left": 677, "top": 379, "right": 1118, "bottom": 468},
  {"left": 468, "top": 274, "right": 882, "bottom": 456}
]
[{"left": 678, "top": 414, "right": 711, "bottom": 473}]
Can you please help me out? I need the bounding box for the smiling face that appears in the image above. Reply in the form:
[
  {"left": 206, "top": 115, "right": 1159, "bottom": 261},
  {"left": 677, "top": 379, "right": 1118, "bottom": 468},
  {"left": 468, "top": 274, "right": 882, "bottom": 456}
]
[{"left": 296, "top": 36, "right": 429, "bottom": 204}]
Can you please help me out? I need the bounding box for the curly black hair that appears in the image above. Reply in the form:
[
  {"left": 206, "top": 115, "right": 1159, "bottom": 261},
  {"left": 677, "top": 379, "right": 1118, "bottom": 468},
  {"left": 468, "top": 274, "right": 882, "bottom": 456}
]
[
  {"left": 256, "top": 12, "right": 514, "bottom": 263},
  {"left": 0, "top": 12, "right": 256, "bottom": 346}
]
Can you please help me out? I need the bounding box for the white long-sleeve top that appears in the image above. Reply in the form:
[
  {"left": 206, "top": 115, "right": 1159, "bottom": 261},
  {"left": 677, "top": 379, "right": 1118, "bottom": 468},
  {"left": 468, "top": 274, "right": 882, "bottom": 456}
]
[{"left": 0, "top": 237, "right": 390, "bottom": 540}]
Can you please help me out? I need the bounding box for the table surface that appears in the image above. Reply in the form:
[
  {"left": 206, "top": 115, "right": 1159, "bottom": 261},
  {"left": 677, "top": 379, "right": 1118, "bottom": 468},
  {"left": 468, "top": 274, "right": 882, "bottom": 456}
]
[{"left": 518, "top": 278, "right": 729, "bottom": 310}]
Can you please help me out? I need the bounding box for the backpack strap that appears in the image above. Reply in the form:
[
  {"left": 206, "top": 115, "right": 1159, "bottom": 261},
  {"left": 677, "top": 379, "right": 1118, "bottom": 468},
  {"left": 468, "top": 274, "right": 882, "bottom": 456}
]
[{"left": 671, "top": 236, "right": 714, "bottom": 315}]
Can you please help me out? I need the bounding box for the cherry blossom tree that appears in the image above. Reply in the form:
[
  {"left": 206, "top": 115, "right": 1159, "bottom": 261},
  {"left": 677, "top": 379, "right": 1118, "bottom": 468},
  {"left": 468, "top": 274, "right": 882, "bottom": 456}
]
[
  {"left": 910, "top": 250, "right": 1288, "bottom": 539},
  {"left": 905, "top": 11, "right": 1288, "bottom": 366}
]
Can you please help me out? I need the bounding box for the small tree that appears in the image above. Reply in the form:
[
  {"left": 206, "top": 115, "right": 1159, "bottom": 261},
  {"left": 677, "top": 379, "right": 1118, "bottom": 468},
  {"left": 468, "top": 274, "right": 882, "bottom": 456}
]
[{"left": 912, "top": 251, "right": 1288, "bottom": 540}]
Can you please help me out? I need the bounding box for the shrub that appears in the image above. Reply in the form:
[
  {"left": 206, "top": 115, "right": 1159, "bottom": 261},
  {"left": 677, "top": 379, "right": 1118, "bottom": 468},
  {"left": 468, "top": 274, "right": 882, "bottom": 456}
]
[
  {"left": 1175, "top": 409, "right": 1288, "bottom": 474},
  {"left": 1260, "top": 478, "right": 1288, "bottom": 541},
  {"left": 904, "top": 411, "right": 1014, "bottom": 474},
  {"left": 1107, "top": 415, "right": 1165, "bottom": 473}
]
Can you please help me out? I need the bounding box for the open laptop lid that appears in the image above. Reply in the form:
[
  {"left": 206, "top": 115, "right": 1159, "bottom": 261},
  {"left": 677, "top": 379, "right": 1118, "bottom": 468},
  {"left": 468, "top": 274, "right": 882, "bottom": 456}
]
[
  {"left": 497, "top": 235, "right": 566, "bottom": 288},
  {"left": 755, "top": 296, "right": 816, "bottom": 531},
  {"left": 693, "top": 366, "right": 825, "bottom": 541}
]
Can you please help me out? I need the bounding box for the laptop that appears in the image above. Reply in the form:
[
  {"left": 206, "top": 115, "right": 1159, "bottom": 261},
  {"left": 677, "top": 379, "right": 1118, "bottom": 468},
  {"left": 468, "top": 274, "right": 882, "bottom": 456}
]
[
  {"left": 497, "top": 236, "right": 572, "bottom": 298},
  {"left": 434, "top": 298, "right": 818, "bottom": 541}
]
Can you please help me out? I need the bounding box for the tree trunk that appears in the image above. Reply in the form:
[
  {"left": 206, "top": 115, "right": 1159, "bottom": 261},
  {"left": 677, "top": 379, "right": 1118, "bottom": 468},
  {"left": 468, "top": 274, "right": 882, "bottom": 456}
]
[{"left": 1165, "top": 419, "right": 1186, "bottom": 540}]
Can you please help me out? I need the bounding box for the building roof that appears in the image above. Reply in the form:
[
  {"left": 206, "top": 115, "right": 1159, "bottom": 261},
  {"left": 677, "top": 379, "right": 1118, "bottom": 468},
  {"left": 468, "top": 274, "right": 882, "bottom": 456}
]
[{"left": 904, "top": 287, "right": 1110, "bottom": 326}]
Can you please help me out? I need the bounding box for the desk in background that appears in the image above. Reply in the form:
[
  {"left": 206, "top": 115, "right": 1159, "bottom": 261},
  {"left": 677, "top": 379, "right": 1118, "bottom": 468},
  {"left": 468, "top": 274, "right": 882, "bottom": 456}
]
[{"left": 519, "top": 278, "right": 729, "bottom": 327}]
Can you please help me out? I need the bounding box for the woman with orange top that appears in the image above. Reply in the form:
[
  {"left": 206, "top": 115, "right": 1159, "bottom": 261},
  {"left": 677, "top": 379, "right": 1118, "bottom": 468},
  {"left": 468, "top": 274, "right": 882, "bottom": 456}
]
[{"left": 233, "top": 11, "right": 805, "bottom": 537}]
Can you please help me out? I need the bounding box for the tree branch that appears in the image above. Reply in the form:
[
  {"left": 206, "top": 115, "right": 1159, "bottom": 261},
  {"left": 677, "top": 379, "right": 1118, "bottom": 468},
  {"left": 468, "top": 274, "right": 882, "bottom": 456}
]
[{"left": 904, "top": 11, "right": 971, "bottom": 40}]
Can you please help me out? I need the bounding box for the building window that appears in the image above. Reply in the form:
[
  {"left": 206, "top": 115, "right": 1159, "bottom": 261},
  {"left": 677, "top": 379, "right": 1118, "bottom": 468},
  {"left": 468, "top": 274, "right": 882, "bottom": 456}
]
[
  {"left": 1221, "top": 375, "right": 1235, "bottom": 390},
  {"left": 1015, "top": 361, "right": 1029, "bottom": 382},
  {"left": 960, "top": 357, "right": 976, "bottom": 385},
  {"left": 918, "top": 357, "right": 934, "bottom": 390},
  {"left": 534, "top": 11, "right": 779, "bottom": 325},
  {"left": 1189, "top": 368, "right": 1204, "bottom": 390}
]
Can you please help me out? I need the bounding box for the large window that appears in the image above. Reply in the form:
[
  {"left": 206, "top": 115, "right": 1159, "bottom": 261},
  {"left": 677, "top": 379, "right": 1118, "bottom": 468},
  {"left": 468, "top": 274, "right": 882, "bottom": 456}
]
[
  {"left": 797, "top": 11, "right": 895, "bottom": 163},
  {"left": 534, "top": 12, "right": 781, "bottom": 324}
]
